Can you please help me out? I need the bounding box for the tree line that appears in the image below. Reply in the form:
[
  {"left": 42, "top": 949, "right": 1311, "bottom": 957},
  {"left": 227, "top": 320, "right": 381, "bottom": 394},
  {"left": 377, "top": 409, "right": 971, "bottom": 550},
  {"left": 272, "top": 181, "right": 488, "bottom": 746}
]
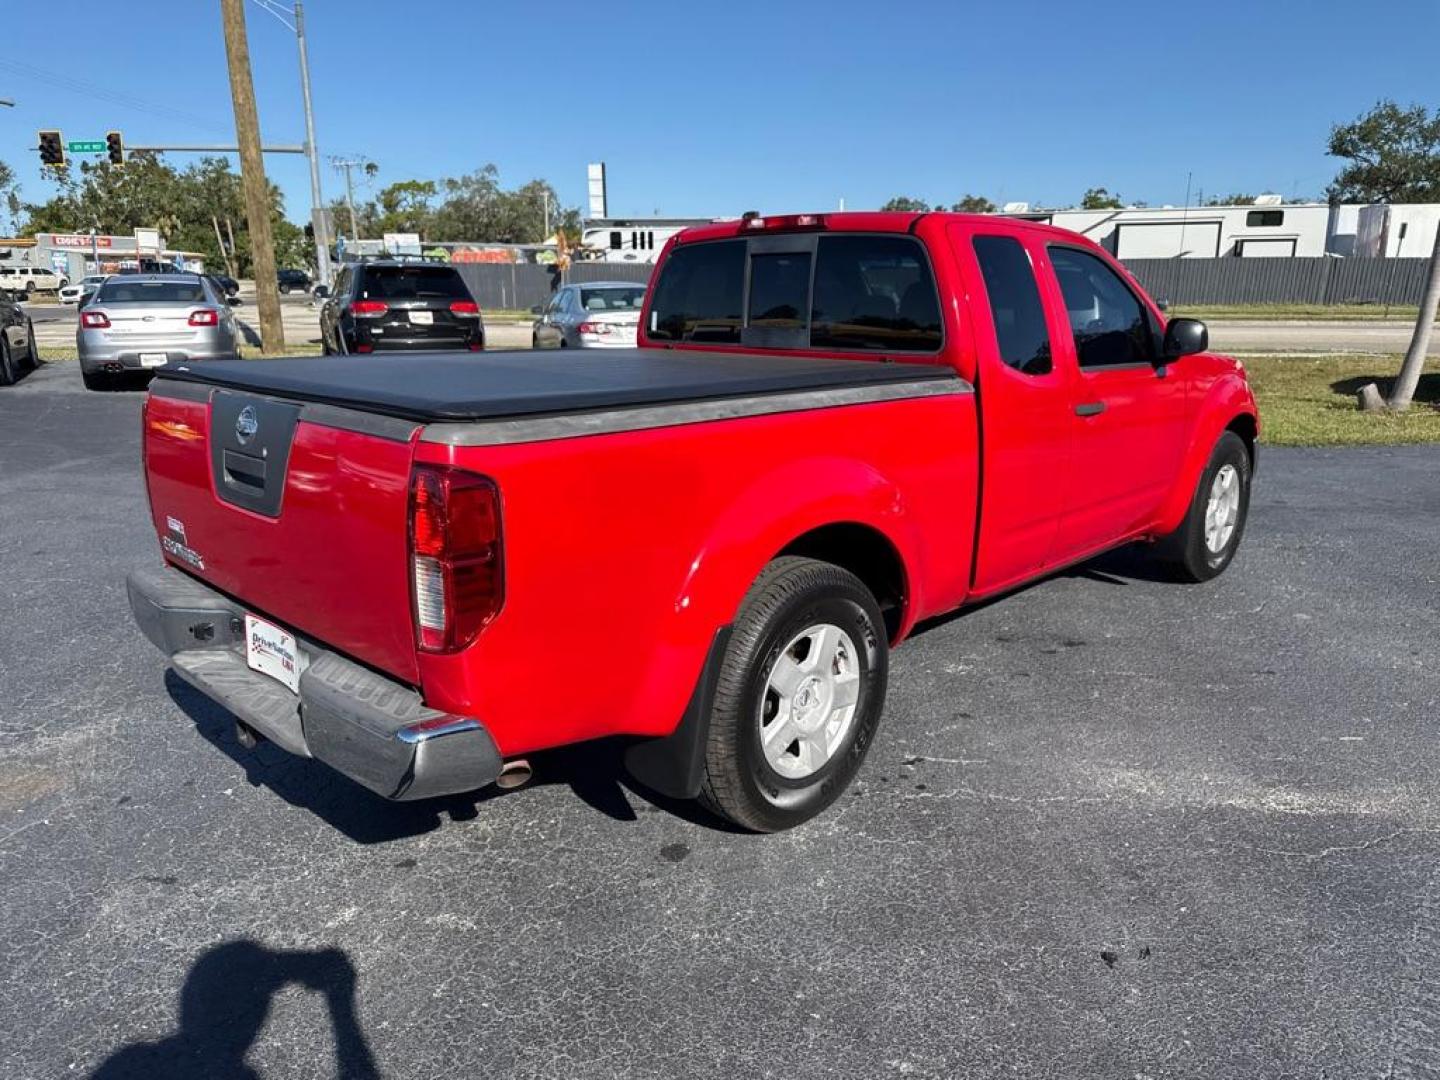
[{"left": 0, "top": 156, "right": 582, "bottom": 276}]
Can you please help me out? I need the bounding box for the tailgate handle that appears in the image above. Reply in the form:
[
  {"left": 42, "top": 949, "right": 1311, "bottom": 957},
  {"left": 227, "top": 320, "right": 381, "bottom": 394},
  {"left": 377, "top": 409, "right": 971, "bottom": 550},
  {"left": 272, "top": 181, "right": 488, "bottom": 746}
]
[{"left": 222, "top": 449, "right": 267, "bottom": 492}]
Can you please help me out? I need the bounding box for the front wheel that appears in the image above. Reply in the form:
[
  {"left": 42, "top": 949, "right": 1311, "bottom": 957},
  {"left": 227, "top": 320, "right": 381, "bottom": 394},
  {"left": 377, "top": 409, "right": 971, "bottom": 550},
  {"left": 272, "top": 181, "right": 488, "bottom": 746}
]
[
  {"left": 1156, "top": 430, "right": 1252, "bottom": 582},
  {"left": 699, "top": 557, "right": 888, "bottom": 832}
]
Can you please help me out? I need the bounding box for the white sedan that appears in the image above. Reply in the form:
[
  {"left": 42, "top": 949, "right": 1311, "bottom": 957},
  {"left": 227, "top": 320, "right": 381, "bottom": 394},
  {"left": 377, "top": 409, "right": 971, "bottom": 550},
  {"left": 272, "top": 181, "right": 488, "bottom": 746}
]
[{"left": 59, "top": 274, "right": 109, "bottom": 305}]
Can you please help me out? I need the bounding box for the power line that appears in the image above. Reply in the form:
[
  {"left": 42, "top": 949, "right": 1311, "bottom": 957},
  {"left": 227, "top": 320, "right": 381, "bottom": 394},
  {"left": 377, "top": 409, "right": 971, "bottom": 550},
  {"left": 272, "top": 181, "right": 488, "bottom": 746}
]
[{"left": 0, "top": 58, "right": 228, "bottom": 133}]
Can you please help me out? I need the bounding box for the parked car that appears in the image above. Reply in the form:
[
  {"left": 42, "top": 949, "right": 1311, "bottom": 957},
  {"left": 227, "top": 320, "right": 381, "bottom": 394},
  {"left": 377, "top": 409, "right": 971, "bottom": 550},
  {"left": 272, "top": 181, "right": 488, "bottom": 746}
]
[
  {"left": 0, "top": 290, "right": 38, "bottom": 385},
  {"left": 277, "top": 268, "right": 311, "bottom": 294},
  {"left": 1, "top": 264, "right": 68, "bottom": 298},
  {"left": 78, "top": 273, "right": 239, "bottom": 390},
  {"left": 205, "top": 274, "right": 240, "bottom": 300},
  {"left": 532, "top": 281, "right": 646, "bottom": 349},
  {"left": 59, "top": 274, "right": 109, "bottom": 306},
  {"left": 128, "top": 211, "right": 1257, "bottom": 831},
  {"left": 318, "top": 261, "right": 483, "bottom": 354}
]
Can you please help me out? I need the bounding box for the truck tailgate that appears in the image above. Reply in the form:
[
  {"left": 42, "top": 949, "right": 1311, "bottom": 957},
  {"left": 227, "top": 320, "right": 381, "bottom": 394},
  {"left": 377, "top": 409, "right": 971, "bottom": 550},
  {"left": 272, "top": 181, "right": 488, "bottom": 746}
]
[{"left": 143, "top": 383, "right": 421, "bottom": 684}]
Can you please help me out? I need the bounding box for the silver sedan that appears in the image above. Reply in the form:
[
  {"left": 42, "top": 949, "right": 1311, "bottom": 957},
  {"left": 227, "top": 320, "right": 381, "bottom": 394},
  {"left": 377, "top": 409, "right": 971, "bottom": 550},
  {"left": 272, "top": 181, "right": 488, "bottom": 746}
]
[
  {"left": 531, "top": 281, "right": 645, "bottom": 349},
  {"left": 78, "top": 274, "right": 240, "bottom": 390}
]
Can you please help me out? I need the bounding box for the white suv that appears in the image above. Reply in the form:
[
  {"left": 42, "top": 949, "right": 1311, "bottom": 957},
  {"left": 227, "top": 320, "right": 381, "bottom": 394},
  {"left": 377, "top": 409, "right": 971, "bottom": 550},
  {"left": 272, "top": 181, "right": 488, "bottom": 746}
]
[{"left": 0, "top": 265, "right": 68, "bottom": 297}]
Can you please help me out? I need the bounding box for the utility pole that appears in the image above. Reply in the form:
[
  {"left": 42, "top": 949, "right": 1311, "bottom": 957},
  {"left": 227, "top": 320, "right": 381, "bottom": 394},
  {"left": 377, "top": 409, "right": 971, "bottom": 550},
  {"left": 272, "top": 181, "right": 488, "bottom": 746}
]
[
  {"left": 220, "top": 0, "right": 284, "bottom": 353},
  {"left": 292, "top": 1, "right": 331, "bottom": 287},
  {"left": 332, "top": 158, "right": 366, "bottom": 241}
]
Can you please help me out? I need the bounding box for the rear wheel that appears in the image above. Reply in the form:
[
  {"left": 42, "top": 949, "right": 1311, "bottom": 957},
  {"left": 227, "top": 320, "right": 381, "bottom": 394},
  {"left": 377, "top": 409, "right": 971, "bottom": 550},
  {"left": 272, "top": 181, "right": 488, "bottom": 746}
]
[
  {"left": 699, "top": 556, "right": 888, "bottom": 832},
  {"left": 0, "top": 339, "right": 15, "bottom": 386},
  {"left": 24, "top": 322, "right": 38, "bottom": 368},
  {"left": 1156, "top": 430, "right": 1251, "bottom": 582},
  {"left": 279, "top": 283, "right": 292, "bottom": 295}
]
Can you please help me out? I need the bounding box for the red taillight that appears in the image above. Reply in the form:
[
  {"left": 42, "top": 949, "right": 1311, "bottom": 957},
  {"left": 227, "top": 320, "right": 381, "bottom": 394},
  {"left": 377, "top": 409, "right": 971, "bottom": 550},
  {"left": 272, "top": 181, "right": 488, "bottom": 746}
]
[
  {"left": 449, "top": 299, "right": 480, "bottom": 317},
  {"left": 409, "top": 465, "right": 503, "bottom": 652},
  {"left": 81, "top": 310, "right": 111, "bottom": 329},
  {"left": 350, "top": 299, "right": 388, "bottom": 318},
  {"left": 355, "top": 343, "right": 373, "bottom": 353},
  {"left": 742, "top": 213, "right": 826, "bottom": 231},
  {"left": 188, "top": 308, "right": 219, "bottom": 327},
  {"left": 577, "top": 321, "right": 613, "bottom": 335},
  {"left": 468, "top": 343, "right": 483, "bottom": 352}
]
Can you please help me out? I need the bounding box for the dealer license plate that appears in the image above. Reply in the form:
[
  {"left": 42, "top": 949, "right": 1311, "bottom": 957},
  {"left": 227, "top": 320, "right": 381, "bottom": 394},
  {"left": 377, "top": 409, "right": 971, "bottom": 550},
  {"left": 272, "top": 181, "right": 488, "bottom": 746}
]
[
  {"left": 409, "top": 310, "right": 433, "bottom": 325},
  {"left": 139, "top": 353, "right": 169, "bottom": 368},
  {"left": 244, "top": 614, "right": 301, "bottom": 694}
]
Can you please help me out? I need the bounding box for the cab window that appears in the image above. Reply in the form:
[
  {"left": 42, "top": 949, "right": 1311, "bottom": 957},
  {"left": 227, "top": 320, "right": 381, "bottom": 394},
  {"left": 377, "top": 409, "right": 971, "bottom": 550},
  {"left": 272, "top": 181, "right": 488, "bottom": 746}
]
[
  {"left": 1048, "top": 247, "right": 1155, "bottom": 368},
  {"left": 647, "top": 240, "right": 745, "bottom": 344},
  {"left": 811, "top": 235, "right": 942, "bottom": 352}
]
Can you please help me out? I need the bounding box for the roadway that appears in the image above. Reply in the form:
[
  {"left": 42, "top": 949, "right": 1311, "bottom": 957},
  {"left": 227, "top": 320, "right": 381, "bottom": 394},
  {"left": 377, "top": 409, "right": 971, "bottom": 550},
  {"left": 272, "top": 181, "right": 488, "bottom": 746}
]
[{"left": 2, "top": 360, "right": 1438, "bottom": 1077}]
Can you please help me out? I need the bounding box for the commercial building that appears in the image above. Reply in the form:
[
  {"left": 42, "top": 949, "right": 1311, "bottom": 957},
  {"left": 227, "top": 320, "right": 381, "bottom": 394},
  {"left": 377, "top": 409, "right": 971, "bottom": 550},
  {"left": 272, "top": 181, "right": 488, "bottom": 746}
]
[{"left": 0, "top": 233, "right": 206, "bottom": 280}]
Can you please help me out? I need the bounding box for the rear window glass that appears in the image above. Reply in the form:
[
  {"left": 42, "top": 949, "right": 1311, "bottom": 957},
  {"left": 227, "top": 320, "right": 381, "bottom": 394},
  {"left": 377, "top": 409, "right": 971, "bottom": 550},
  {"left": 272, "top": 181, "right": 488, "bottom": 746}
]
[
  {"left": 361, "top": 266, "right": 470, "bottom": 300},
  {"left": 811, "top": 235, "right": 942, "bottom": 352},
  {"left": 580, "top": 286, "right": 646, "bottom": 311},
  {"left": 96, "top": 280, "right": 205, "bottom": 303},
  {"left": 748, "top": 252, "right": 811, "bottom": 330},
  {"left": 648, "top": 240, "right": 744, "bottom": 343}
]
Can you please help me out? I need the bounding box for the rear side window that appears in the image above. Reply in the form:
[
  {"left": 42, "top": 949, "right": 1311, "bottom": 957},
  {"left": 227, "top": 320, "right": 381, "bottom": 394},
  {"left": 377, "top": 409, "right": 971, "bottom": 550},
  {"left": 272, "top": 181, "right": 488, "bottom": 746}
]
[
  {"left": 972, "top": 236, "right": 1052, "bottom": 375},
  {"left": 361, "top": 266, "right": 470, "bottom": 300},
  {"left": 96, "top": 280, "right": 204, "bottom": 303},
  {"left": 811, "top": 235, "right": 942, "bottom": 352},
  {"left": 648, "top": 240, "right": 744, "bottom": 343},
  {"left": 1048, "top": 247, "right": 1154, "bottom": 368}
]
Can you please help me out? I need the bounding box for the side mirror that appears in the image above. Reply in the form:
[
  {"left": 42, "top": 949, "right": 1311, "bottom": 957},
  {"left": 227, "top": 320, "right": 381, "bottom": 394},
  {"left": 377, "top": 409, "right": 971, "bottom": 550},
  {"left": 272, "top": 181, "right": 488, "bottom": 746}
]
[
  {"left": 1162, "top": 317, "right": 1208, "bottom": 360},
  {"left": 1155, "top": 298, "right": 1170, "bottom": 312},
  {"left": 312, "top": 285, "right": 330, "bottom": 299},
  {"left": 227, "top": 296, "right": 242, "bottom": 306},
  {"left": 529, "top": 304, "right": 543, "bottom": 315}
]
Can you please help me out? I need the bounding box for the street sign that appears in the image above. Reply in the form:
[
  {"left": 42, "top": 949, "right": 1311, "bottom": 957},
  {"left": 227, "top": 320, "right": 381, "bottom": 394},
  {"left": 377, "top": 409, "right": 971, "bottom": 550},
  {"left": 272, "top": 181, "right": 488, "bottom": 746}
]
[{"left": 67, "top": 140, "right": 105, "bottom": 153}]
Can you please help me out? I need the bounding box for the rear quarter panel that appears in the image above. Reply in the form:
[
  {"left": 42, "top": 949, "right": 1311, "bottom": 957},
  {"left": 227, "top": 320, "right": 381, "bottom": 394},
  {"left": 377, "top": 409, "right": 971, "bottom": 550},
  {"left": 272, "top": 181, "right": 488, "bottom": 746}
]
[{"left": 416, "top": 392, "right": 979, "bottom": 757}]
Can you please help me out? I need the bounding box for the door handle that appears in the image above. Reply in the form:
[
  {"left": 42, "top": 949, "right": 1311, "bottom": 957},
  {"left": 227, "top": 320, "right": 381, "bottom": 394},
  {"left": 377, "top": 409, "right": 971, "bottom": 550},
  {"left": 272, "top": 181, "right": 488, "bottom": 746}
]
[{"left": 1074, "top": 401, "right": 1107, "bottom": 417}]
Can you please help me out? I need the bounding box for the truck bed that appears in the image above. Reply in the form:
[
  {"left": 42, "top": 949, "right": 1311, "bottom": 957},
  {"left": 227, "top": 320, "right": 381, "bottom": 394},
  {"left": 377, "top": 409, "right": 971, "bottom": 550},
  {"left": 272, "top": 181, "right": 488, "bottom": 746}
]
[{"left": 155, "top": 348, "right": 957, "bottom": 422}]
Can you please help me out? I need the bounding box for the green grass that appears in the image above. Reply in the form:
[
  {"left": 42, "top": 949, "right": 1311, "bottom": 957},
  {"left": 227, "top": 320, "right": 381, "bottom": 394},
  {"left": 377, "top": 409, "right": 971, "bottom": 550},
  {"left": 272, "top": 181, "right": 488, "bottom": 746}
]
[
  {"left": 1175, "top": 303, "right": 1428, "bottom": 323},
  {"left": 1244, "top": 354, "right": 1440, "bottom": 446}
]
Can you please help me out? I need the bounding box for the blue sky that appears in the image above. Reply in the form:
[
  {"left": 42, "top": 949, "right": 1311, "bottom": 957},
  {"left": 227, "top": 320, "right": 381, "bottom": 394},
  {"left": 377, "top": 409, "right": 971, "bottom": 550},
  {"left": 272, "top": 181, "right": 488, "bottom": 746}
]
[{"left": 2, "top": 0, "right": 1436, "bottom": 224}]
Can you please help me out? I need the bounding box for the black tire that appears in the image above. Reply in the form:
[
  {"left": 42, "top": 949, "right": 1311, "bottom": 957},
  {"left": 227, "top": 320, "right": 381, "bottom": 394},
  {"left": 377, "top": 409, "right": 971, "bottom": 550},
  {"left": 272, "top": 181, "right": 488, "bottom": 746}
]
[
  {"left": 279, "top": 283, "right": 292, "bottom": 295},
  {"left": 699, "top": 556, "right": 889, "bottom": 832},
  {"left": 0, "top": 339, "right": 15, "bottom": 386},
  {"left": 81, "top": 369, "right": 111, "bottom": 391},
  {"left": 531, "top": 334, "right": 540, "bottom": 350},
  {"left": 24, "top": 323, "right": 39, "bottom": 368},
  {"left": 1156, "top": 430, "right": 1251, "bottom": 582}
]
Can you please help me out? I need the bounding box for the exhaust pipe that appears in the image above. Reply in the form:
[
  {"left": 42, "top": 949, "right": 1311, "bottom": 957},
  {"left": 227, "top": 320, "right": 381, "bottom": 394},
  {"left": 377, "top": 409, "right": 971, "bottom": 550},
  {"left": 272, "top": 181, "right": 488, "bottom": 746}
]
[{"left": 495, "top": 758, "right": 532, "bottom": 791}]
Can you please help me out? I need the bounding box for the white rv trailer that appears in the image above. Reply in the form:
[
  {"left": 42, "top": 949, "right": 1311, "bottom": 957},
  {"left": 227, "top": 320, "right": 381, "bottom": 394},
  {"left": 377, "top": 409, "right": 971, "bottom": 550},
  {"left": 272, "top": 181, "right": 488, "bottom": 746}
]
[
  {"left": 579, "top": 217, "right": 710, "bottom": 263},
  {"left": 1001, "top": 200, "right": 1440, "bottom": 259}
]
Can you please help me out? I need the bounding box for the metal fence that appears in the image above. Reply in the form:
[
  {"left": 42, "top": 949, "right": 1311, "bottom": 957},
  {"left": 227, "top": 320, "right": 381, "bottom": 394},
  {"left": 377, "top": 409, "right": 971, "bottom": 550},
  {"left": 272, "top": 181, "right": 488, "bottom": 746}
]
[
  {"left": 452, "top": 261, "right": 657, "bottom": 312},
  {"left": 456, "top": 255, "right": 1430, "bottom": 312},
  {"left": 1122, "top": 257, "right": 1432, "bottom": 307}
]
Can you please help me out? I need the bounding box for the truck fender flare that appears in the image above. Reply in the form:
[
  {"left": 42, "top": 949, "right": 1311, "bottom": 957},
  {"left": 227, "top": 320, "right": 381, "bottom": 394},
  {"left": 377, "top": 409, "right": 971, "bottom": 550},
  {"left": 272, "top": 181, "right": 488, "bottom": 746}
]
[
  {"left": 624, "top": 458, "right": 921, "bottom": 799},
  {"left": 1155, "top": 375, "right": 1258, "bottom": 538}
]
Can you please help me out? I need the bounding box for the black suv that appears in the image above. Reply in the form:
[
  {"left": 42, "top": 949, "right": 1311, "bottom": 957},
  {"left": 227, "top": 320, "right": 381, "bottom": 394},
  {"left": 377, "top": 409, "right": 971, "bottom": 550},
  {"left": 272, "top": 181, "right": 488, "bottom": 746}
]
[
  {"left": 277, "top": 268, "right": 312, "bottom": 294},
  {"left": 319, "top": 261, "right": 484, "bottom": 354}
]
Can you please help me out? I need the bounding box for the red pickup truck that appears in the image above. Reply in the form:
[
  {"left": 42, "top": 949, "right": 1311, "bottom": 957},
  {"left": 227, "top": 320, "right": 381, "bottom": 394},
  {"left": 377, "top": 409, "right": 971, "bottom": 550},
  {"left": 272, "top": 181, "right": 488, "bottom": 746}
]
[{"left": 128, "top": 212, "right": 1258, "bottom": 831}]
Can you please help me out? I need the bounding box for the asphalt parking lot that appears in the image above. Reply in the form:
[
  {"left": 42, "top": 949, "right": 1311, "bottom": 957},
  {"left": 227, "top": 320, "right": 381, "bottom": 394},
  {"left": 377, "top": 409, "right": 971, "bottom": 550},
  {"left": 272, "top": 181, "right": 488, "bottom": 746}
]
[{"left": 2, "top": 359, "right": 1438, "bottom": 1079}]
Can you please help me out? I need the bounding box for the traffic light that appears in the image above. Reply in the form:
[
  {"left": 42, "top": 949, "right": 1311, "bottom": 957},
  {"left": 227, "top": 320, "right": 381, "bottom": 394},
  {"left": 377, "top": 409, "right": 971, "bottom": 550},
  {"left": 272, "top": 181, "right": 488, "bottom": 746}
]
[
  {"left": 38, "top": 130, "right": 64, "bottom": 168},
  {"left": 106, "top": 131, "right": 124, "bottom": 167}
]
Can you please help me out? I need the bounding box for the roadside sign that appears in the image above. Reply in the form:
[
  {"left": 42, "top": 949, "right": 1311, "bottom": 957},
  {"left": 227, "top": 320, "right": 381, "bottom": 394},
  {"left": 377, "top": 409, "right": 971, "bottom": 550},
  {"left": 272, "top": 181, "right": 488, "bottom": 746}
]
[{"left": 67, "top": 140, "right": 105, "bottom": 153}]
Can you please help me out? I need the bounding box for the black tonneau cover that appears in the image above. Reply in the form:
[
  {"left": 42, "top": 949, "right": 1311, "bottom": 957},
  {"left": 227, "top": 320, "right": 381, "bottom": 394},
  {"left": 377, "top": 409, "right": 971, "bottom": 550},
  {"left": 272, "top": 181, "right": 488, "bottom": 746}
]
[{"left": 156, "top": 349, "right": 957, "bottom": 423}]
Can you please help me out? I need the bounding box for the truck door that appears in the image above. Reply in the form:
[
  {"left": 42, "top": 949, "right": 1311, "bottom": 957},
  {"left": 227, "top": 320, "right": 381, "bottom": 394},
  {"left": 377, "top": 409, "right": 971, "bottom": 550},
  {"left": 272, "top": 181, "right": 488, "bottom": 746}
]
[
  {"left": 949, "top": 223, "right": 1073, "bottom": 594},
  {"left": 1036, "top": 244, "right": 1188, "bottom": 558}
]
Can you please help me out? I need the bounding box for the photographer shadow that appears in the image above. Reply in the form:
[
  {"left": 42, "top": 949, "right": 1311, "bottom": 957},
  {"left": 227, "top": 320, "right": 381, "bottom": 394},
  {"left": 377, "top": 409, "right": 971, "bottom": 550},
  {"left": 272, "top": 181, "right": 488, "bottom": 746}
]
[{"left": 88, "top": 939, "right": 381, "bottom": 1079}]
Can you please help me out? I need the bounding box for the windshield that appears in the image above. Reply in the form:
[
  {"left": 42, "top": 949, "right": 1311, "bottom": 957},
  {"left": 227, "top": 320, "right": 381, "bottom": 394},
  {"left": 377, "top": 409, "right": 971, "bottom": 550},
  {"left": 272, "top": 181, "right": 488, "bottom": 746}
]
[
  {"left": 579, "top": 286, "right": 646, "bottom": 312},
  {"left": 96, "top": 280, "right": 205, "bottom": 304}
]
